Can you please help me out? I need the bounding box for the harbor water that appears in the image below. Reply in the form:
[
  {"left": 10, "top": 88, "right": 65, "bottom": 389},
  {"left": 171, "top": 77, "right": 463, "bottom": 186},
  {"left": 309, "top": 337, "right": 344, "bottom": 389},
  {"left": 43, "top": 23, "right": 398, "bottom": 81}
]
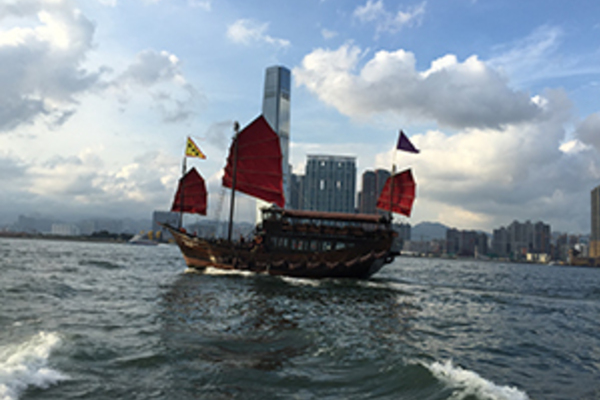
[{"left": 1, "top": 237, "right": 599, "bottom": 399}]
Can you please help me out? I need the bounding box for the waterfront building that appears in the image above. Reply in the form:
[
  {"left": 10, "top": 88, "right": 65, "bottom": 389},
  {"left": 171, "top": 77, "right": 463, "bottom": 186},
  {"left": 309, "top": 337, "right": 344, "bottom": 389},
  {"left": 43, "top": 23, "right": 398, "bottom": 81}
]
[
  {"left": 446, "top": 228, "right": 488, "bottom": 257},
  {"left": 359, "top": 169, "right": 390, "bottom": 214},
  {"left": 591, "top": 185, "right": 600, "bottom": 257},
  {"left": 51, "top": 223, "right": 80, "bottom": 236},
  {"left": 303, "top": 155, "right": 356, "bottom": 213},
  {"left": 393, "top": 222, "right": 412, "bottom": 252},
  {"left": 491, "top": 220, "right": 551, "bottom": 260},
  {"left": 12, "top": 215, "right": 54, "bottom": 234}
]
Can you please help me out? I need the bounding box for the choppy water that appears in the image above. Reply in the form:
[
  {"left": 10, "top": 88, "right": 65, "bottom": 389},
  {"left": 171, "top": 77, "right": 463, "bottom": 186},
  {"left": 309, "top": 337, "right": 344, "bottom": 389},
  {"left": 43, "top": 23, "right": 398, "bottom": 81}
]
[{"left": 1, "top": 238, "right": 600, "bottom": 400}]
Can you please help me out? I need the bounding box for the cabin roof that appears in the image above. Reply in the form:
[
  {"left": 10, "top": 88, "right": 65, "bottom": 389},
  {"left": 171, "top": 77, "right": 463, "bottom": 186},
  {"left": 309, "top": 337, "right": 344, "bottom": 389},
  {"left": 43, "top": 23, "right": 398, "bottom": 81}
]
[{"left": 264, "top": 208, "right": 389, "bottom": 224}]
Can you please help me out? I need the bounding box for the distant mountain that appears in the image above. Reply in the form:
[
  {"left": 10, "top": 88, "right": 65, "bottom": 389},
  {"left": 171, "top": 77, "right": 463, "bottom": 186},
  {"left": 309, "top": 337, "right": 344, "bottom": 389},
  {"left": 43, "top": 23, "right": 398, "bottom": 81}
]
[{"left": 411, "top": 221, "right": 449, "bottom": 241}]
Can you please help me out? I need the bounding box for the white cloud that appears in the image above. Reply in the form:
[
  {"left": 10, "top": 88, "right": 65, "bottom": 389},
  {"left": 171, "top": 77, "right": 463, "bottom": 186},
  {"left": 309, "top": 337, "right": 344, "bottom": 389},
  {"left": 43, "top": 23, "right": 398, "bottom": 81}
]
[
  {"left": 0, "top": 0, "right": 102, "bottom": 132},
  {"left": 188, "top": 0, "right": 211, "bottom": 10},
  {"left": 19, "top": 149, "right": 180, "bottom": 219},
  {"left": 226, "top": 19, "right": 290, "bottom": 48},
  {"left": 321, "top": 28, "right": 338, "bottom": 40},
  {"left": 354, "top": 0, "right": 385, "bottom": 22},
  {"left": 110, "top": 49, "right": 199, "bottom": 123},
  {"left": 489, "top": 25, "right": 564, "bottom": 85},
  {"left": 354, "top": 0, "right": 426, "bottom": 34},
  {"left": 97, "top": 0, "right": 117, "bottom": 7},
  {"left": 113, "top": 50, "right": 183, "bottom": 87},
  {"left": 294, "top": 44, "right": 540, "bottom": 129},
  {"left": 368, "top": 90, "right": 597, "bottom": 232},
  {"left": 575, "top": 112, "right": 600, "bottom": 151},
  {"left": 294, "top": 42, "right": 600, "bottom": 232}
]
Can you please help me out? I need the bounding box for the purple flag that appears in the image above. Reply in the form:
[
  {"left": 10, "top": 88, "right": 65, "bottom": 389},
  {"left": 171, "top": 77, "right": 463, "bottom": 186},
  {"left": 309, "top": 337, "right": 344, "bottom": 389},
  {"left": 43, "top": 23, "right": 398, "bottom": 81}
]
[{"left": 396, "top": 130, "right": 419, "bottom": 153}]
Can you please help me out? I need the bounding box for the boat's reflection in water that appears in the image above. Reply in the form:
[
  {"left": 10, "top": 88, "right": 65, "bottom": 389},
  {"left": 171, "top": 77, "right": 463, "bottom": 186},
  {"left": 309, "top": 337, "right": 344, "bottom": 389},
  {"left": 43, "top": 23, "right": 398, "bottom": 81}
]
[{"left": 158, "top": 269, "right": 419, "bottom": 397}]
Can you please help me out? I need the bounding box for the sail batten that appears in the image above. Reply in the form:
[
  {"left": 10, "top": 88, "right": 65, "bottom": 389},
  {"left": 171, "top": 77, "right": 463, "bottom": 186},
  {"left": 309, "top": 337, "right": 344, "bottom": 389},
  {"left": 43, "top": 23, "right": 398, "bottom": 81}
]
[
  {"left": 171, "top": 167, "right": 207, "bottom": 215},
  {"left": 376, "top": 169, "right": 416, "bottom": 217},
  {"left": 222, "top": 115, "right": 285, "bottom": 207}
]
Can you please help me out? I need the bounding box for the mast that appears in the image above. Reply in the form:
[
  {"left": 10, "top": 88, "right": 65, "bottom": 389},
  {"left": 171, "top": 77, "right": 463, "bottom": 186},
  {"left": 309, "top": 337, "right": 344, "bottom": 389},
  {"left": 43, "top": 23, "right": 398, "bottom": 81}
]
[
  {"left": 178, "top": 148, "right": 187, "bottom": 228},
  {"left": 389, "top": 164, "right": 396, "bottom": 220},
  {"left": 227, "top": 121, "right": 240, "bottom": 242}
]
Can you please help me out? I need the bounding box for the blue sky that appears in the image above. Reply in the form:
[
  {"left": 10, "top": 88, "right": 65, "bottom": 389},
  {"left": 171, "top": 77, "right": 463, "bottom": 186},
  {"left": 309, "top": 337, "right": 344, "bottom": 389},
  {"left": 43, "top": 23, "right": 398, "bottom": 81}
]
[{"left": 1, "top": 0, "right": 600, "bottom": 233}]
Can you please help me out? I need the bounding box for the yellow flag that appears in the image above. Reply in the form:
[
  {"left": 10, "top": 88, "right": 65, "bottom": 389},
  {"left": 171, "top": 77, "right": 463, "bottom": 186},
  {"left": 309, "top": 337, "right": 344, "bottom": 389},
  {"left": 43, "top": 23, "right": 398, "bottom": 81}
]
[{"left": 185, "top": 137, "right": 206, "bottom": 159}]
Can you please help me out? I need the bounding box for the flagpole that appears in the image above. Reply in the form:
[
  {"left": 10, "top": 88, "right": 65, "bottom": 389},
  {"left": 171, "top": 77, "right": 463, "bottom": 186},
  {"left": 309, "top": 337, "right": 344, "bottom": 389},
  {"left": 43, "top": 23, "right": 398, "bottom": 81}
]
[{"left": 389, "top": 155, "right": 397, "bottom": 220}]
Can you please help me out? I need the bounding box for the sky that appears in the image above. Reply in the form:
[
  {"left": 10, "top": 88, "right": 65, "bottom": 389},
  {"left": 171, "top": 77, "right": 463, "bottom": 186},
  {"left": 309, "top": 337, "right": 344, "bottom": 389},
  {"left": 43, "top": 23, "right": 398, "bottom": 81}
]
[{"left": 1, "top": 0, "right": 600, "bottom": 234}]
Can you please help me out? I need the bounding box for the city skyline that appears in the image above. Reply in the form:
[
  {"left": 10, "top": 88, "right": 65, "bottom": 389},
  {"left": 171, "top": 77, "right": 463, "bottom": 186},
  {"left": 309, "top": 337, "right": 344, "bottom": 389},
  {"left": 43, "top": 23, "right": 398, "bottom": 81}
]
[{"left": 1, "top": 0, "right": 600, "bottom": 234}]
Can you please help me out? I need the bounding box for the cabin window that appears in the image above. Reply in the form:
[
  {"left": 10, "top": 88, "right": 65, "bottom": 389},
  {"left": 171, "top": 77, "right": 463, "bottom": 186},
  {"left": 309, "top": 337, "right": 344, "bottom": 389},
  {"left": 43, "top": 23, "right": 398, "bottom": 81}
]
[
  {"left": 320, "top": 180, "right": 325, "bottom": 190},
  {"left": 310, "top": 241, "right": 318, "bottom": 251},
  {"left": 335, "top": 242, "right": 346, "bottom": 250},
  {"left": 322, "top": 241, "right": 332, "bottom": 251}
]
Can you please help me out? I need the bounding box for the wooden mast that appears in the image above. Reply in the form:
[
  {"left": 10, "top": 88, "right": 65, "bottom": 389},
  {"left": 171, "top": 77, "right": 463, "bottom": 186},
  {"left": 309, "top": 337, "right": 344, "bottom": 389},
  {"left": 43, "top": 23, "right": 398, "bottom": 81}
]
[
  {"left": 178, "top": 143, "right": 187, "bottom": 228},
  {"left": 389, "top": 164, "right": 396, "bottom": 219},
  {"left": 227, "top": 122, "right": 240, "bottom": 242}
]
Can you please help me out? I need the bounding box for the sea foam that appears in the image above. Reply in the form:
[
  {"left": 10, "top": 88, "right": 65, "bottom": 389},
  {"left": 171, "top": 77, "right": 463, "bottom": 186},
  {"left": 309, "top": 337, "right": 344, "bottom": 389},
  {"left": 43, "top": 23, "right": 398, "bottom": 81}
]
[
  {"left": 0, "top": 331, "right": 69, "bottom": 400},
  {"left": 197, "top": 266, "right": 257, "bottom": 277},
  {"left": 426, "top": 360, "right": 530, "bottom": 400}
]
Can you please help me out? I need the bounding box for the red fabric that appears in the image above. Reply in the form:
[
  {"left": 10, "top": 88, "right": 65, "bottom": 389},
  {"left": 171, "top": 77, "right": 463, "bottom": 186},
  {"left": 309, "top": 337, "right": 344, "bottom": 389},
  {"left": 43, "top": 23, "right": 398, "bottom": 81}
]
[
  {"left": 171, "top": 167, "right": 207, "bottom": 215},
  {"left": 376, "top": 169, "right": 416, "bottom": 216},
  {"left": 222, "top": 115, "right": 285, "bottom": 207}
]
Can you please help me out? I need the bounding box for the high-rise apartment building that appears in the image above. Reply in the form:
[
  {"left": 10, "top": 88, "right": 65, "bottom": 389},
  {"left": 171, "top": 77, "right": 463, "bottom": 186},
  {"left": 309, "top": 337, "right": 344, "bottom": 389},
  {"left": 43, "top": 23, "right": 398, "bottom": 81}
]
[
  {"left": 591, "top": 185, "right": 600, "bottom": 257},
  {"left": 289, "top": 172, "right": 304, "bottom": 210},
  {"left": 491, "top": 220, "right": 551, "bottom": 260},
  {"left": 359, "top": 169, "right": 390, "bottom": 214},
  {"left": 446, "top": 228, "right": 488, "bottom": 257},
  {"left": 262, "top": 65, "right": 291, "bottom": 206},
  {"left": 303, "top": 155, "right": 356, "bottom": 213}
]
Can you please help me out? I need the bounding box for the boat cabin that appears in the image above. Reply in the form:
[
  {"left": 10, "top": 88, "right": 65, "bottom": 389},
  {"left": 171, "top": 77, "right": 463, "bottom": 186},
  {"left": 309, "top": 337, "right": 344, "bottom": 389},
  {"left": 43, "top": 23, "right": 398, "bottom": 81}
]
[{"left": 259, "top": 208, "right": 394, "bottom": 253}]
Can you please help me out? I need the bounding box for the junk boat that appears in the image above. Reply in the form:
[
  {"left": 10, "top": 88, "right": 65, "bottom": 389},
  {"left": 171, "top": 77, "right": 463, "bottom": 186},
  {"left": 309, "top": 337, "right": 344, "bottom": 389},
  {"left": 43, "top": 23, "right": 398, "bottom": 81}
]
[{"left": 163, "top": 115, "right": 416, "bottom": 279}]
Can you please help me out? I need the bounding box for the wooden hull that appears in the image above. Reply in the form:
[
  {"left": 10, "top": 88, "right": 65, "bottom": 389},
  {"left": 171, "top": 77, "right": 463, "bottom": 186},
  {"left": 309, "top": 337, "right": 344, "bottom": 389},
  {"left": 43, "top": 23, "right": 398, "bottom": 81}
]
[{"left": 166, "top": 226, "right": 395, "bottom": 279}]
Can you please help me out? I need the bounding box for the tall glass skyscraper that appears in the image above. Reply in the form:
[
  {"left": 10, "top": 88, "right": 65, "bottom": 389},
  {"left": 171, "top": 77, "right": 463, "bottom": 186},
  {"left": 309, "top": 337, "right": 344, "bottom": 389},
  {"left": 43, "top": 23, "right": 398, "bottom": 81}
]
[
  {"left": 303, "top": 155, "right": 356, "bottom": 213},
  {"left": 262, "top": 66, "right": 291, "bottom": 207}
]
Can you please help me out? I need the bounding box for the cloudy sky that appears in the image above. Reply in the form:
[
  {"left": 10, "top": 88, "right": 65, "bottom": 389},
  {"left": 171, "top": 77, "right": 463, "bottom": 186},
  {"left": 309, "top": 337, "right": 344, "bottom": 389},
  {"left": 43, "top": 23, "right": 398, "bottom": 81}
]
[{"left": 1, "top": 0, "right": 600, "bottom": 233}]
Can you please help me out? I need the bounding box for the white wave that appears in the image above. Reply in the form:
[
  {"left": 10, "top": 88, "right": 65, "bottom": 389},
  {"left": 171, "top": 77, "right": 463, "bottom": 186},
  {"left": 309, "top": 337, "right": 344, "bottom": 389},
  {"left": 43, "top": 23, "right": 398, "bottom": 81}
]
[
  {"left": 279, "top": 276, "right": 322, "bottom": 287},
  {"left": 0, "top": 331, "right": 69, "bottom": 400},
  {"left": 426, "top": 360, "right": 530, "bottom": 400},
  {"left": 195, "top": 266, "right": 257, "bottom": 277}
]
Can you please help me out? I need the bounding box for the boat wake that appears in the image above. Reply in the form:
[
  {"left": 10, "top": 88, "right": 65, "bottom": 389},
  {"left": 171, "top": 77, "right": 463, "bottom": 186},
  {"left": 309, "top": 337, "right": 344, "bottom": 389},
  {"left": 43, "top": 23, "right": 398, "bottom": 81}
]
[
  {"left": 425, "top": 360, "right": 529, "bottom": 400},
  {"left": 189, "top": 266, "right": 257, "bottom": 278},
  {"left": 0, "top": 331, "right": 68, "bottom": 400}
]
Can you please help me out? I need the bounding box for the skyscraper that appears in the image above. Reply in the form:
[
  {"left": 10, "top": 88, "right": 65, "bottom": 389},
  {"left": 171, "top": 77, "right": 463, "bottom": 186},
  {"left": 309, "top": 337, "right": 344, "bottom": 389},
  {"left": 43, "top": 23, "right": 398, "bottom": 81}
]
[
  {"left": 359, "top": 168, "right": 390, "bottom": 214},
  {"left": 303, "top": 155, "right": 356, "bottom": 213},
  {"left": 289, "top": 172, "right": 304, "bottom": 210},
  {"left": 262, "top": 66, "right": 291, "bottom": 206},
  {"left": 591, "top": 185, "right": 600, "bottom": 257}
]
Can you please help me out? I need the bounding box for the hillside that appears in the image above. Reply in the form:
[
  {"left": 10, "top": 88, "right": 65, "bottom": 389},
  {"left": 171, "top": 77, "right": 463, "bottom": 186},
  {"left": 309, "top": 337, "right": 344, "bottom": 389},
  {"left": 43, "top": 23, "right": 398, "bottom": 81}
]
[{"left": 411, "top": 222, "right": 449, "bottom": 241}]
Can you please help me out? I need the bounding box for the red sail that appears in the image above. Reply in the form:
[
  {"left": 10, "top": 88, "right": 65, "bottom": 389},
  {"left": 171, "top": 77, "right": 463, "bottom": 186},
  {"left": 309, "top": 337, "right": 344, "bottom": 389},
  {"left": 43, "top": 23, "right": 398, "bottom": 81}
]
[
  {"left": 376, "top": 169, "right": 416, "bottom": 217},
  {"left": 171, "top": 167, "right": 207, "bottom": 215},
  {"left": 222, "top": 115, "right": 285, "bottom": 207}
]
